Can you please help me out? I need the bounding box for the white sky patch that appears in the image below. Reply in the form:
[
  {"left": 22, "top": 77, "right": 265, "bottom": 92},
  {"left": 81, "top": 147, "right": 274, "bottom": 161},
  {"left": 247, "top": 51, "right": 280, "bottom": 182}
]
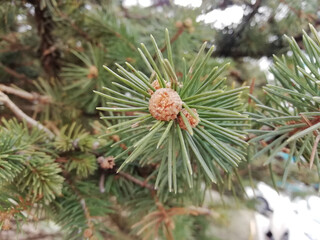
[
  {"left": 174, "top": 0, "right": 202, "bottom": 8},
  {"left": 85, "top": 4, "right": 92, "bottom": 10},
  {"left": 197, "top": 5, "right": 244, "bottom": 29},
  {"left": 124, "top": 0, "right": 202, "bottom": 8},
  {"left": 123, "top": 0, "right": 152, "bottom": 7},
  {"left": 18, "top": 25, "right": 32, "bottom": 33},
  {"left": 259, "top": 57, "right": 274, "bottom": 82},
  {"left": 275, "top": 3, "right": 289, "bottom": 21}
]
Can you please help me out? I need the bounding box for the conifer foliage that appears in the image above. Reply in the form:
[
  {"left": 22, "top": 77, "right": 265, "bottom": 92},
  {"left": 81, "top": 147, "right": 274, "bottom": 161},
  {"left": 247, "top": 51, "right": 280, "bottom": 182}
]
[
  {"left": 248, "top": 24, "right": 320, "bottom": 184},
  {"left": 96, "top": 30, "right": 249, "bottom": 194},
  {"left": 1, "top": 1, "right": 320, "bottom": 239}
]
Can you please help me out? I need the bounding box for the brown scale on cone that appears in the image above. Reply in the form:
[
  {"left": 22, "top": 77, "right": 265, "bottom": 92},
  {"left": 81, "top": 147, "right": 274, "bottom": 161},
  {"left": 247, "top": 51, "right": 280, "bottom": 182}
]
[
  {"left": 148, "top": 79, "right": 171, "bottom": 95},
  {"left": 97, "top": 156, "right": 115, "bottom": 170},
  {"left": 178, "top": 108, "right": 199, "bottom": 130},
  {"left": 148, "top": 88, "right": 182, "bottom": 121}
]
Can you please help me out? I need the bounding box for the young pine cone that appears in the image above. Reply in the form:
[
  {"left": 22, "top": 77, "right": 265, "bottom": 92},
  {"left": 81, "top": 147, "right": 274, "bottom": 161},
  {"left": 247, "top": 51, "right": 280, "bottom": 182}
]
[
  {"left": 178, "top": 108, "right": 199, "bottom": 130},
  {"left": 149, "top": 88, "right": 182, "bottom": 121},
  {"left": 148, "top": 79, "right": 171, "bottom": 95}
]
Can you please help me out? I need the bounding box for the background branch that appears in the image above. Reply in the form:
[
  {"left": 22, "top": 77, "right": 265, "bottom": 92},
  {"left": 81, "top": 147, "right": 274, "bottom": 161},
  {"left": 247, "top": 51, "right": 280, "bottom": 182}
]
[
  {"left": 118, "top": 171, "right": 155, "bottom": 191},
  {"left": 0, "top": 91, "right": 54, "bottom": 138},
  {"left": 0, "top": 84, "right": 51, "bottom": 104},
  {"left": 0, "top": 63, "right": 33, "bottom": 84}
]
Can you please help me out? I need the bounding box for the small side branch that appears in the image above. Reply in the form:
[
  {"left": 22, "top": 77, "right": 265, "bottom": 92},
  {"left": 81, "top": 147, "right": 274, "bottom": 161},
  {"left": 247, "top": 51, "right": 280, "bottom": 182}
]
[
  {"left": 118, "top": 171, "right": 155, "bottom": 191},
  {"left": 0, "top": 63, "right": 33, "bottom": 84},
  {"left": 0, "top": 84, "right": 51, "bottom": 104},
  {"left": 0, "top": 91, "right": 54, "bottom": 138},
  {"left": 80, "top": 198, "right": 94, "bottom": 229}
]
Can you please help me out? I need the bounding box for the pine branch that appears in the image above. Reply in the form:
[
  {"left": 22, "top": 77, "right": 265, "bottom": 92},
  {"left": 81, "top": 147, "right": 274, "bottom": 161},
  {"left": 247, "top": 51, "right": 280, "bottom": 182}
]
[
  {"left": 98, "top": 33, "right": 248, "bottom": 193},
  {"left": 0, "top": 91, "right": 54, "bottom": 138}
]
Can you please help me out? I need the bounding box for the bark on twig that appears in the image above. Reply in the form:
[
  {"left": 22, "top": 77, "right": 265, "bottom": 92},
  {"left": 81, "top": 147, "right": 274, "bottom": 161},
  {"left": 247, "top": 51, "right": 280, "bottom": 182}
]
[
  {"left": 0, "top": 84, "right": 51, "bottom": 104},
  {"left": 0, "top": 63, "right": 33, "bottom": 84},
  {"left": 0, "top": 91, "right": 54, "bottom": 138},
  {"left": 118, "top": 171, "right": 155, "bottom": 191}
]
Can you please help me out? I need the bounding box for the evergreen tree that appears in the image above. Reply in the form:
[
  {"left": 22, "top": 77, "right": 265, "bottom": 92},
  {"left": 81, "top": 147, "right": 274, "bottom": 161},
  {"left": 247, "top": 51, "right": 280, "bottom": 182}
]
[{"left": 1, "top": 1, "right": 320, "bottom": 239}]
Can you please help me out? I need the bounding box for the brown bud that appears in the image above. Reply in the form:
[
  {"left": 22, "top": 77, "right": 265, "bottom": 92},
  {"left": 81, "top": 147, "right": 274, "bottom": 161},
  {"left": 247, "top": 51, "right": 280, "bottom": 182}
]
[
  {"left": 87, "top": 66, "right": 99, "bottom": 79},
  {"left": 98, "top": 156, "right": 116, "bottom": 170},
  {"left": 83, "top": 228, "right": 93, "bottom": 238}
]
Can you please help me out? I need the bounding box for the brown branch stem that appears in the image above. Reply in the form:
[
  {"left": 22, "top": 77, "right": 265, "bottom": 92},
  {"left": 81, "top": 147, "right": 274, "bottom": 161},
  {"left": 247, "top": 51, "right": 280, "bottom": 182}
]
[
  {"left": 0, "top": 63, "right": 33, "bottom": 84},
  {"left": 0, "top": 84, "right": 51, "bottom": 104},
  {"left": 64, "top": 178, "right": 94, "bottom": 233},
  {"left": 99, "top": 172, "right": 106, "bottom": 193},
  {"left": 118, "top": 171, "right": 155, "bottom": 191},
  {"left": 80, "top": 198, "right": 94, "bottom": 229},
  {"left": 0, "top": 91, "right": 54, "bottom": 138},
  {"left": 310, "top": 134, "right": 320, "bottom": 169}
]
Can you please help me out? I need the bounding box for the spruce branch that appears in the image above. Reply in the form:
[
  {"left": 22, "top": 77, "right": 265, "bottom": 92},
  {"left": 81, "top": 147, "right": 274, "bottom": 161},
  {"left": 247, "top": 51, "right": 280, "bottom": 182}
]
[{"left": 0, "top": 91, "right": 54, "bottom": 138}]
